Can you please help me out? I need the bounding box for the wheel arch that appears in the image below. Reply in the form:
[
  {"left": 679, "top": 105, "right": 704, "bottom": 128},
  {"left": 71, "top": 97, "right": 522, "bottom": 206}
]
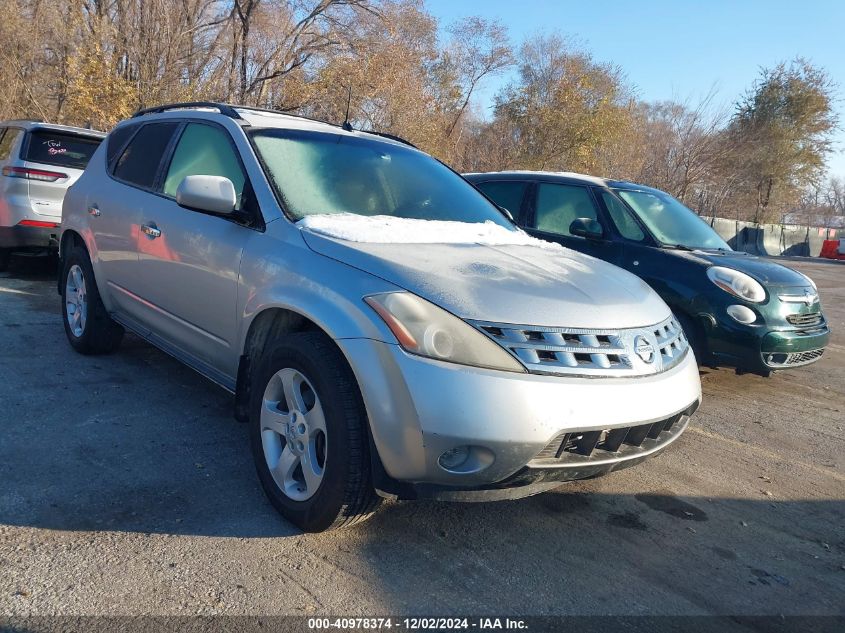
[
  {"left": 233, "top": 279, "right": 396, "bottom": 422},
  {"left": 57, "top": 230, "right": 87, "bottom": 295},
  {"left": 59, "top": 229, "right": 86, "bottom": 258},
  {"left": 673, "top": 307, "right": 711, "bottom": 363},
  {"left": 234, "top": 306, "right": 334, "bottom": 423},
  {"left": 233, "top": 305, "right": 398, "bottom": 497}
]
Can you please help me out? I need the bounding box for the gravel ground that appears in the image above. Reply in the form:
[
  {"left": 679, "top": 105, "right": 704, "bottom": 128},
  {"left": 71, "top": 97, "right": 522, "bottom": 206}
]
[{"left": 0, "top": 255, "right": 843, "bottom": 617}]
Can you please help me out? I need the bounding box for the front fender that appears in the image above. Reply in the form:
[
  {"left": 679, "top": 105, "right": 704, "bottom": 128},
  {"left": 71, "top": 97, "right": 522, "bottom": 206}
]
[{"left": 236, "top": 223, "right": 401, "bottom": 358}]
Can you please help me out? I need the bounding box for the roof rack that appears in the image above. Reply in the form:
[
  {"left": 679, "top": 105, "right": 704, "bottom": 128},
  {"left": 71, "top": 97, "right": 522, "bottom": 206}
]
[
  {"left": 131, "top": 101, "right": 417, "bottom": 147},
  {"left": 132, "top": 102, "right": 243, "bottom": 119}
]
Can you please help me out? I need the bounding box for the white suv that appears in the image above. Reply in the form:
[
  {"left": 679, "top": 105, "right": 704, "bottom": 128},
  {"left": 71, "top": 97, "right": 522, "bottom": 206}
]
[
  {"left": 59, "top": 103, "right": 701, "bottom": 532},
  {"left": 0, "top": 120, "right": 104, "bottom": 270}
]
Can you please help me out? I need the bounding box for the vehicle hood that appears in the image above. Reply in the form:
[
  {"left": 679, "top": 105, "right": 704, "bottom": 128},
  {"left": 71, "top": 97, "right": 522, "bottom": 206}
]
[
  {"left": 681, "top": 249, "right": 813, "bottom": 287},
  {"left": 300, "top": 230, "right": 671, "bottom": 329}
]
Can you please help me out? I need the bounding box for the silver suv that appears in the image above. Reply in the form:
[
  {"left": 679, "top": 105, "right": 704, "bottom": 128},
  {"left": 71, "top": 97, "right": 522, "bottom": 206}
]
[
  {"left": 0, "top": 121, "right": 104, "bottom": 270},
  {"left": 59, "top": 102, "right": 702, "bottom": 532}
]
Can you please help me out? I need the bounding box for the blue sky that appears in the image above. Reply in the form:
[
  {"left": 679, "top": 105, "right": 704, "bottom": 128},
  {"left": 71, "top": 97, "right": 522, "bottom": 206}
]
[{"left": 425, "top": 0, "right": 845, "bottom": 177}]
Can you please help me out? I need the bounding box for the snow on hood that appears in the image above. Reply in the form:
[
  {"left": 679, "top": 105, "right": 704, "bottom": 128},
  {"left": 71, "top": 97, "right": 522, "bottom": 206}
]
[
  {"left": 297, "top": 215, "right": 671, "bottom": 329},
  {"left": 297, "top": 214, "right": 561, "bottom": 249}
]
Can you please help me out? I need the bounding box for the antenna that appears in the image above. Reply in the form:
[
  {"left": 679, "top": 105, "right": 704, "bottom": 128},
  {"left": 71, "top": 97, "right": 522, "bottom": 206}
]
[{"left": 341, "top": 85, "right": 353, "bottom": 131}]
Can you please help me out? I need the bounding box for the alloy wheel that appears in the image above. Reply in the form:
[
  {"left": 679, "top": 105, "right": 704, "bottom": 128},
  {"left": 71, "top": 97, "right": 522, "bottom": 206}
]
[
  {"left": 260, "top": 368, "right": 328, "bottom": 501},
  {"left": 65, "top": 264, "right": 88, "bottom": 337}
]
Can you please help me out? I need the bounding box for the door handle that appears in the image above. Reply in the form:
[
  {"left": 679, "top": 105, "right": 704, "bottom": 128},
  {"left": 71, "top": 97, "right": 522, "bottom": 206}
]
[
  {"left": 141, "top": 223, "right": 161, "bottom": 239},
  {"left": 88, "top": 205, "right": 100, "bottom": 217}
]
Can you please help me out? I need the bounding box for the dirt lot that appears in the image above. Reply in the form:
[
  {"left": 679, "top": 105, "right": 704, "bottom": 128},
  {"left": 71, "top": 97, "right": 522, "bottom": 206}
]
[{"left": 0, "top": 256, "right": 843, "bottom": 617}]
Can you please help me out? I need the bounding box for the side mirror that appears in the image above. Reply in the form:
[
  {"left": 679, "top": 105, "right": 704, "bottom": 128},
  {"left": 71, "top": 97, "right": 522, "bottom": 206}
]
[
  {"left": 176, "top": 175, "right": 237, "bottom": 215},
  {"left": 569, "top": 217, "right": 604, "bottom": 240}
]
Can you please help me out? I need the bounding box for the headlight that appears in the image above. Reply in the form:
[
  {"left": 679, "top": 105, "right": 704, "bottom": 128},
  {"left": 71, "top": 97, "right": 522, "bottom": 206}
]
[
  {"left": 706, "top": 266, "right": 766, "bottom": 303},
  {"left": 364, "top": 292, "right": 526, "bottom": 373}
]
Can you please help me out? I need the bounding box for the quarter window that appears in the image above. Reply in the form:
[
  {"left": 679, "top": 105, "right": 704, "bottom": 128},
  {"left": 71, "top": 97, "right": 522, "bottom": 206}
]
[
  {"left": 534, "top": 183, "right": 600, "bottom": 237},
  {"left": 475, "top": 181, "right": 528, "bottom": 218},
  {"left": 163, "top": 123, "right": 246, "bottom": 209},
  {"left": 106, "top": 124, "right": 140, "bottom": 166},
  {"left": 113, "top": 122, "right": 179, "bottom": 189},
  {"left": 601, "top": 191, "right": 645, "bottom": 241},
  {"left": 0, "top": 128, "right": 23, "bottom": 160}
]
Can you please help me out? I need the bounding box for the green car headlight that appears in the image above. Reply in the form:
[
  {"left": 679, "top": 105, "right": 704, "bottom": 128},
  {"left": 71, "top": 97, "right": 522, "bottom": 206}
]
[{"left": 706, "top": 266, "right": 766, "bottom": 303}]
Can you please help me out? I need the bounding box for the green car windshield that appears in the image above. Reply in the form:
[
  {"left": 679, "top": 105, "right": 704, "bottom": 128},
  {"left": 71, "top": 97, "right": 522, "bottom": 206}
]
[
  {"left": 614, "top": 188, "right": 731, "bottom": 251},
  {"left": 250, "top": 128, "right": 514, "bottom": 228}
]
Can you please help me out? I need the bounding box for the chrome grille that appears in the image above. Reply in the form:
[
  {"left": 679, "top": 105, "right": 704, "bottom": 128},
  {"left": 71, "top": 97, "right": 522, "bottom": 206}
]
[
  {"left": 764, "top": 348, "right": 825, "bottom": 368},
  {"left": 470, "top": 315, "right": 688, "bottom": 377},
  {"left": 785, "top": 312, "right": 823, "bottom": 328}
]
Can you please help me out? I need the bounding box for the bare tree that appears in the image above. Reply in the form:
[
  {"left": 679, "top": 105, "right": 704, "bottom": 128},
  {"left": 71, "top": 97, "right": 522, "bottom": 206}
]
[
  {"left": 439, "top": 17, "right": 512, "bottom": 138},
  {"left": 228, "top": 0, "right": 377, "bottom": 106},
  {"left": 634, "top": 91, "right": 731, "bottom": 204}
]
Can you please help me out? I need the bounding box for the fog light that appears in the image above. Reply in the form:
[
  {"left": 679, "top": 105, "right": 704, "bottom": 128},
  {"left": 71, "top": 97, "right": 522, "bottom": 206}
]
[
  {"left": 727, "top": 304, "right": 757, "bottom": 324},
  {"left": 438, "top": 446, "right": 470, "bottom": 470}
]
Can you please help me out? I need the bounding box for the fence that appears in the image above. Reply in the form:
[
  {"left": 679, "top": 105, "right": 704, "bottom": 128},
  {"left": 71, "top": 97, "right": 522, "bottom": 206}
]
[{"left": 706, "top": 217, "right": 843, "bottom": 257}]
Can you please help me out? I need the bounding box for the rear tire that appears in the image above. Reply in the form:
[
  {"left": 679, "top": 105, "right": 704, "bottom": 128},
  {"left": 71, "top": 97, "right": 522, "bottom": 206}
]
[
  {"left": 0, "top": 248, "right": 10, "bottom": 272},
  {"left": 61, "top": 246, "right": 124, "bottom": 354},
  {"left": 250, "top": 331, "right": 380, "bottom": 532}
]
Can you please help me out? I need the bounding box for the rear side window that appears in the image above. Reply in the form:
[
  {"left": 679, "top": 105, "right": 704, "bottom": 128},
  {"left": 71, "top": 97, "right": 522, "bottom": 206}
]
[
  {"left": 0, "top": 128, "right": 23, "bottom": 160},
  {"left": 113, "top": 122, "right": 179, "bottom": 189},
  {"left": 534, "top": 183, "right": 599, "bottom": 236},
  {"left": 106, "top": 124, "right": 140, "bottom": 166},
  {"left": 163, "top": 123, "right": 247, "bottom": 209},
  {"left": 24, "top": 131, "right": 102, "bottom": 169},
  {"left": 475, "top": 181, "right": 528, "bottom": 218}
]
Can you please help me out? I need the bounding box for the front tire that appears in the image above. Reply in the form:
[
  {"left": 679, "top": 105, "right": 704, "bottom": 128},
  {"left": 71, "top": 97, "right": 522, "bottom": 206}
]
[
  {"left": 675, "top": 311, "right": 708, "bottom": 365},
  {"left": 61, "top": 246, "right": 124, "bottom": 354},
  {"left": 250, "top": 331, "right": 380, "bottom": 532}
]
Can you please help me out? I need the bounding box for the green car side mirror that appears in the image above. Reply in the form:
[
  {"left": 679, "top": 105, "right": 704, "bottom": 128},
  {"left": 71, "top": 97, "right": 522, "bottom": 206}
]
[{"left": 570, "top": 217, "right": 604, "bottom": 240}]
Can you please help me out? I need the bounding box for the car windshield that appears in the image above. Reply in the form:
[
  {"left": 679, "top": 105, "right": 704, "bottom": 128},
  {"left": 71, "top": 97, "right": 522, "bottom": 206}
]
[
  {"left": 250, "top": 129, "right": 513, "bottom": 228},
  {"left": 614, "top": 188, "right": 731, "bottom": 250},
  {"left": 25, "top": 131, "right": 102, "bottom": 169}
]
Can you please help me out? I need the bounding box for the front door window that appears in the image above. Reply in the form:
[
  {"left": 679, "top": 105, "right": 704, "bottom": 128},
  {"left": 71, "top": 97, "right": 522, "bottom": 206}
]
[
  {"left": 163, "top": 123, "right": 247, "bottom": 210},
  {"left": 534, "top": 183, "right": 600, "bottom": 237}
]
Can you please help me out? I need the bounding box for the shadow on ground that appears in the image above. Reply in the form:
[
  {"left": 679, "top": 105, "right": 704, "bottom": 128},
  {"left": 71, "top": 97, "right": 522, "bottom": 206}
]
[{"left": 1, "top": 253, "right": 58, "bottom": 281}]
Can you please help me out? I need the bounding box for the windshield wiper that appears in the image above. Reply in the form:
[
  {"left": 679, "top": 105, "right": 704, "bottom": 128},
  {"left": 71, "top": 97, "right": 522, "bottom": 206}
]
[
  {"left": 698, "top": 246, "right": 738, "bottom": 254},
  {"left": 663, "top": 243, "right": 695, "bottom": 251}
]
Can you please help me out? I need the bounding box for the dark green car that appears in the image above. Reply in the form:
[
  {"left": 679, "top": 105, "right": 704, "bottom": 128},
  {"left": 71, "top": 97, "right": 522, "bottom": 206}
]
[{"left": 464, "top": 171, "right": 830, "bottom": 376}]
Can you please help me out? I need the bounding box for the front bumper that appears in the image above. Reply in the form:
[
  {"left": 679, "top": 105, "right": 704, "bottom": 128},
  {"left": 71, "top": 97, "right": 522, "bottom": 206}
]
[
  {"left": 705, "top": 311, "right": 830, "bottom": 372},
  {"left": 402, "top": 402, "right": 698, "bottom": 501},
  {"left": 0, "top": 224, "right": 60, "bottom": 250},
  {"left": 760, "top": 327, "right": 829, "bottom": 368},
  {"left": 337, "top": 338, "right": 702, "bottom": 490}
]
